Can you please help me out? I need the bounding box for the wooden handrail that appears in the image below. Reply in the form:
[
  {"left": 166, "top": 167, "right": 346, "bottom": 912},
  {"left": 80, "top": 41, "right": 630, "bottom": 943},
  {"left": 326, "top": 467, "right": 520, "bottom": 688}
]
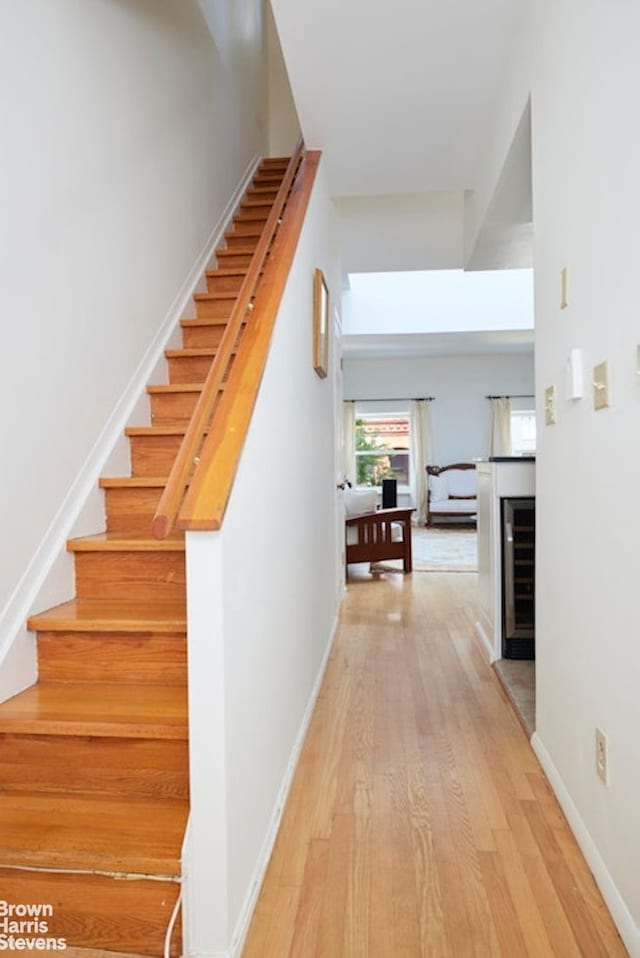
[
  {"left": 175, "top": 149, "right": 321, "bottom": 533},
  {"left": 152, "top": 139, "right": 306, "bottom": 539}
]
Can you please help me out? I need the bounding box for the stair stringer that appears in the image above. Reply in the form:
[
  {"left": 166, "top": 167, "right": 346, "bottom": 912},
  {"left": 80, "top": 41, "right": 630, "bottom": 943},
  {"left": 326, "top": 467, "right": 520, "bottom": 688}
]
[{"left": 0, "top": 152, "right": 261, "bottom": 706}]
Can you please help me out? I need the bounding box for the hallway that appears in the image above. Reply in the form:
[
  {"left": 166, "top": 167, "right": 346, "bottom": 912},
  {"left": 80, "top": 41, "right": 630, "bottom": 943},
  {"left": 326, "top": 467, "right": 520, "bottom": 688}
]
[{"left": 242, "top": 571, "right": 625, "bottom": 957}]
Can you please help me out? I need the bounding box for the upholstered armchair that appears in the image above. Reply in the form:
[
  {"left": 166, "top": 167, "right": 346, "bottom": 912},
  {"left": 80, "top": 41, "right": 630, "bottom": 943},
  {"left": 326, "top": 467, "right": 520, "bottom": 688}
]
[{"left": 426, "top": 463, "right": 477, "bottom": 526}]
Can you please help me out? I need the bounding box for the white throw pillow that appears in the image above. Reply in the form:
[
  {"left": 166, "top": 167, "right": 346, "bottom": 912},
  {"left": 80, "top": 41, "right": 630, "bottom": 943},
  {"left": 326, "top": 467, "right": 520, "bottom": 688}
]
[
  {"left": 429, "top": 474, "right": 449, "bottom": 502},
  {"left": 344, "top": 488, "right": 379, "bottom": 517}
]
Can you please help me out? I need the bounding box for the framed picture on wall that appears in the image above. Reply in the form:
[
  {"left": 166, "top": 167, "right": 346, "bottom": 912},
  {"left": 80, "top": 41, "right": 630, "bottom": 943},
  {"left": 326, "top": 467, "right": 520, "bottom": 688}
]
[{"left": 313, "top": 268, "right": 329, "bottom": 378}]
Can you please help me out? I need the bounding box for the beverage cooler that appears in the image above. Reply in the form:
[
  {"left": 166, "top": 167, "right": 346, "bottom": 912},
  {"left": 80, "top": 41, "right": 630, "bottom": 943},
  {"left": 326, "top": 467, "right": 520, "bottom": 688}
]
[{"left": 502, "top": 497, "right": 535, "bottom": 659}]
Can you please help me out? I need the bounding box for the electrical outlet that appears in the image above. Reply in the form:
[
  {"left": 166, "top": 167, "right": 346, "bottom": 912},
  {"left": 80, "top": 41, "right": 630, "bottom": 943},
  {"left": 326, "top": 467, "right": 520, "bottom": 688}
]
[{"left": 595, "top": 728, "right": 610, "bottom": 786}]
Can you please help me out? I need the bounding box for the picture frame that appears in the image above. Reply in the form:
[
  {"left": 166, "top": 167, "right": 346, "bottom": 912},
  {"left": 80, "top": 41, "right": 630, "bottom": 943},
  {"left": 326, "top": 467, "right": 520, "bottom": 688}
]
[{"left": 313, "top": 268, "right": 329, "bottom": 378}]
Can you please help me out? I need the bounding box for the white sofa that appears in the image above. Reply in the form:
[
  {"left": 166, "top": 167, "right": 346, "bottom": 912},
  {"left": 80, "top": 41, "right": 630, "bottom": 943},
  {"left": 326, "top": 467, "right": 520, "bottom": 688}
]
[{"left": 426, "top": 463, "right": 477, "bottom": 526}]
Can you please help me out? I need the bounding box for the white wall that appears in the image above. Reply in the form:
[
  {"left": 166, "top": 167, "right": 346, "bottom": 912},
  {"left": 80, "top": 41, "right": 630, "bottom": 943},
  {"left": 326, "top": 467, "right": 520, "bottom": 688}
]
[
  {"left": 0, "top": 1, "right": 266, "bottom": 676},
  {"left": 530, "top": 1, "right": 640, "bottom": 951},
  {"left": 344, "top": 353, "right": 534, "bottom": 465},
  {"left": 464, "top": 6, "right": 533, "bottom": 266},
  {"left": 200, "top": 0, "right": 301, "bottom": 158},
  {"left": 335, "top": 192, "right": 464, "bottom": 274},
  {"left": 265, "top": 2, "right": 301, "bottom": 157},
  {"left": 184, "top": 158, "right": 340, "bottom": 955}
]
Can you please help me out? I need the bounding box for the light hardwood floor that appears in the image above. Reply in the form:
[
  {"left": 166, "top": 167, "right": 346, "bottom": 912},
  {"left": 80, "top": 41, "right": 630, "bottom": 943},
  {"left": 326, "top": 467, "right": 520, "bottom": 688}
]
[{"left": 242, "top": 570, "right": 626, "bottom": 957}]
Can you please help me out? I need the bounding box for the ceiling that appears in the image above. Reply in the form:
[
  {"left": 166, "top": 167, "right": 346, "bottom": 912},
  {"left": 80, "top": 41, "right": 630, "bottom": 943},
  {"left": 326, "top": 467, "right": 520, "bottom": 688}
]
[
  {"left": 270, "top": 0, "right": 528, "bottom": 199},
  {"left": 270, "top": 0, "right": 533, "bottom": 355}
]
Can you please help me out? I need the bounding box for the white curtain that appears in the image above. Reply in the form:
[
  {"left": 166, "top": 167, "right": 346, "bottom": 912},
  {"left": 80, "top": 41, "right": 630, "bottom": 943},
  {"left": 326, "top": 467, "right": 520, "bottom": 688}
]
[
  {"left": 410, "top": 399, "right": 433, "bottom": 524},
  {"left": 343, "top": 401, "right": 356, "bottom": 483},
  {"left": 489, "top": 397, "right": 512, "bottom": 456}
]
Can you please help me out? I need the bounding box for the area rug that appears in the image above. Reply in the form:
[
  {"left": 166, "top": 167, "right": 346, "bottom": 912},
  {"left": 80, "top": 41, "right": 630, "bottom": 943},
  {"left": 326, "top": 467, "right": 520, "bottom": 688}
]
[{"left": 373, "top": 526, "right": 478, "bottom": 573}]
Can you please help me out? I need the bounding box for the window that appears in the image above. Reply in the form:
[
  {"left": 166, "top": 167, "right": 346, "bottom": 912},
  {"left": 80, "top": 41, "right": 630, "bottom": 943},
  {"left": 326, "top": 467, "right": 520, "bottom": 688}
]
[
  {"left": 355, "top": 413, "right": 411, "bottom": 486},
  {"left": 510, "top": 409, "right": 536, "bottom": 455}
]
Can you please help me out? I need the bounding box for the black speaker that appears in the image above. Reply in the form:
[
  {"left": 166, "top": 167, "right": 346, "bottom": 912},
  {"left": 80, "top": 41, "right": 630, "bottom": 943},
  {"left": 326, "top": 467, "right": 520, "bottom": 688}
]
[{"left": 382, "top": 478, "right": 397, "bottom": 509}]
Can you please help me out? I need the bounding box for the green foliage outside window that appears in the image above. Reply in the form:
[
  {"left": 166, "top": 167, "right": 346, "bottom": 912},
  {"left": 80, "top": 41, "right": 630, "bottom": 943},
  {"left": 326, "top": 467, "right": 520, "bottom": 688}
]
[{"left": 355, "top": 418, "right": 397, "bottom": 486}]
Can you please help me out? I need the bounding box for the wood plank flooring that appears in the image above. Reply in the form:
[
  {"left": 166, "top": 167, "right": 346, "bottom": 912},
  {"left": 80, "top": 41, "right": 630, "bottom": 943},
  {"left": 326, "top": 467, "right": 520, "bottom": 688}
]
[{"left": 242, "top": 571, "right": 626, "bottom": 957}]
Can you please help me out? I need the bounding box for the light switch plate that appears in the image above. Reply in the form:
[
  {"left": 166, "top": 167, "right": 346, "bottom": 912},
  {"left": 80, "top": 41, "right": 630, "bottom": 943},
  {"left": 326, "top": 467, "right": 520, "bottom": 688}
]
[
  {"left": 544, "top": 384, "right": 557, "bottom": 425},
  {"left": 593, "top": 361, "right": 610, "bottom": 410}
]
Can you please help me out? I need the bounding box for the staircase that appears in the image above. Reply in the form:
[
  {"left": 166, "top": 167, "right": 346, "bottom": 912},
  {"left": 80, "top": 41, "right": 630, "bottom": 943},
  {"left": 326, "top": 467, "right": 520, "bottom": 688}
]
[{"left": 0, "top": 157, "right": 290, "bottom": 956}]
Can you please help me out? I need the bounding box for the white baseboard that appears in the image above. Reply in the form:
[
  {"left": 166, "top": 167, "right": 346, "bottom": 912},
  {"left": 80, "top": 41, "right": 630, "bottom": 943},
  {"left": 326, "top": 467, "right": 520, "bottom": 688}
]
[
  {"left": 226, "top": 616, "right": 338, "bottom": 958},
  {"left": 531, "top": 732, "right": 640, "bottom": 958},
  {"left": 474, "top": 620, "right": 496, "bottom": 663},
  {"left": 0, "top": 153, "right": 260, "bottom": 703}
]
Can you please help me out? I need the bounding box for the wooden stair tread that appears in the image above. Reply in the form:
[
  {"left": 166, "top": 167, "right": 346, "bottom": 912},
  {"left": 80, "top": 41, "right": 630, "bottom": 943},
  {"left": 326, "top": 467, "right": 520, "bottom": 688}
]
[
  {"left": 216, "top": 244, "right": 259, "bottom": 254},
  {"left": 241, "top": 190, "right": 277, "bottom": 204},
  {"left": 42, "top": 950, "right": 152, "bottom": 958},
  {"left": 67, "top": 532, "right": 185, "bottom": 552},
  {"left": 39, "top": 950, "right": 152, "bottom": 958},
  {"left": 99, "top": 476, "right": 167, "bottom": 488},
  {"left": 193, "top": 291, "right": 238, "bottom": 302},
  {"left": 204, "top": 267, "right": 249, "bottom": 277},
  {"left": 0, "top": 682, "right": 187, "bottom": 739},
  {"left": 165, "top": 348, "right": 219, "bottom": 358},
  {"left": 147, "top": 383, "right": 203, "bottom": 395},
  {"left": 180, "top": 315, "right": 233, "bottom": 327},
  {"left": 125, "top": 424, "right": 210, "bottom": 438},
  {"left": 234, "top": 209, "right": 269, "bottom": 221},
  {"left": 28, "top": 598, "right": 186, "bottom": 633},
  {"left": 0, "top": 792, "right": 187, "bottom": 876},
  {"left": 225, "top": 227, "right": 263, "bottom": 238}
]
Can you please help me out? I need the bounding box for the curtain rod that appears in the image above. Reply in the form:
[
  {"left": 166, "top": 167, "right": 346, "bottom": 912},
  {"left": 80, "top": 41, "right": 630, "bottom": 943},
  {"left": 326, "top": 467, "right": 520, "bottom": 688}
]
[
  {"left": 486, "top": 394, "right": 534, "bottom": 399},
  {"left": 345, "top": 396, "right": 435, "bottom": 403}
]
